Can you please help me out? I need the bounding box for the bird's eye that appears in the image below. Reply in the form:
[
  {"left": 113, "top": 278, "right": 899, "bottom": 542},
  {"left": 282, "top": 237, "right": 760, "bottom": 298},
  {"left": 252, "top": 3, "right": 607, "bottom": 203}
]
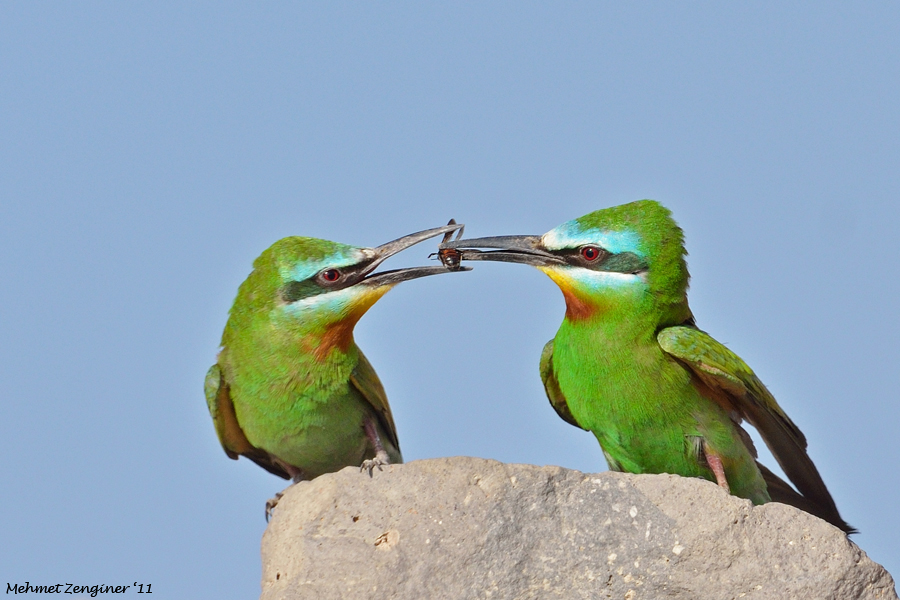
[
  {"left": 580, "top": 246, "right": 602, "bottom": 261},
  {"left": 321, "top": 269, "right": 341, "bottom": 283}
]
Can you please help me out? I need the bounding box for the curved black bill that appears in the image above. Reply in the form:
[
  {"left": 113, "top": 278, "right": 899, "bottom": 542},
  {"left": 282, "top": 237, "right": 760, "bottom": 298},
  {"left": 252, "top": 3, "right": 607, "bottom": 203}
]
[
  {"left": 363, "top": 264, "right": 471, "bottom": 286},
  {"left": 361, "top": 222, "right": 472, "bottom": 286},
  {"left": 439, "top": 234, "right": 565, "bottom": 267}
]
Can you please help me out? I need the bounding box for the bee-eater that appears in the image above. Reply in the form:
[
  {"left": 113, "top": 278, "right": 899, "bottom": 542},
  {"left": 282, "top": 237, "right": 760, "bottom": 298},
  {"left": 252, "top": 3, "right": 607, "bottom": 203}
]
[
  {"left": 440, "top": 201, "right": 853, "bottom": 533},
  {"left": 205, "top": 223, "right": 467, "bottom": 516}
]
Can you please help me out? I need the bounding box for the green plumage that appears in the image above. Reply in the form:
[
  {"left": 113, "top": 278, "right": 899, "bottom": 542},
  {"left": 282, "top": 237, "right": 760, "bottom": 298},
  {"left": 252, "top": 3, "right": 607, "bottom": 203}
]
[
  {"left": 206, "top": 222, "right": 466, "bottom": 492},
  {"left": 545, "top": 201, "right": 852, "bottom": 531},
  {"left": 544, "top": 312, "right": 768, "bottom": 504},
  {"left": 447, "top": 200, "right": 853, "bottom": 532},
  {"left": 205, "top": 237, "right": 401, "bottom": 483}
]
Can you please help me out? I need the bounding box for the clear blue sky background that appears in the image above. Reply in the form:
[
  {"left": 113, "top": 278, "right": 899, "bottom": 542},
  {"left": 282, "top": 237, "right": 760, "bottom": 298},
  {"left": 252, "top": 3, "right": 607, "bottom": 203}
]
[{"left": 2, "top": 3, "right": 898, "bottom": 597}]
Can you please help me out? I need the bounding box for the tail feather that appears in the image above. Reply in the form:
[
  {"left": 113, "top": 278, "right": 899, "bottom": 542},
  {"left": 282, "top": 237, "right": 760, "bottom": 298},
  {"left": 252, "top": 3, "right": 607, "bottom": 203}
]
[{"left": 758, "top": 462, "right": 856, "bottom": 534}]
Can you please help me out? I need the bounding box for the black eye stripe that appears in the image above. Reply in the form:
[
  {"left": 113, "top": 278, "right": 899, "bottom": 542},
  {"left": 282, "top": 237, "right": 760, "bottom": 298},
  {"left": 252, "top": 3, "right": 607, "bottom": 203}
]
[
  {"left": 281, "top": 280, "right": 322, "bottom": 303},
  {"left": 280, "top": 264, "right": 367, "bottom": 303},
  {"left": 558, "top": 248, "right": 648, "bottom": 274},
  {"left": 599, "top": 251, "right": 648, "bottom": 274}
]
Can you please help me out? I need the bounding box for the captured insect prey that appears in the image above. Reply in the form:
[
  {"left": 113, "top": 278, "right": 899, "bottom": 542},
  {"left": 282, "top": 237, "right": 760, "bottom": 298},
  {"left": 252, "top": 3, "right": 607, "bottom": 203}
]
[
  {"left": 437, "top": 246, "right": 462, "bottom": 270},
  {"left": 431, "top": 218, "right": 466, "bottom": 271}
]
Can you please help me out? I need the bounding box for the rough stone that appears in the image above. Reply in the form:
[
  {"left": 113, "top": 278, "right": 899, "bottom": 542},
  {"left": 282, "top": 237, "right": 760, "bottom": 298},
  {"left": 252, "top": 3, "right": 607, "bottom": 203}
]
[{"left": 260, "top": 457, "right": 896, "bottom": 600}]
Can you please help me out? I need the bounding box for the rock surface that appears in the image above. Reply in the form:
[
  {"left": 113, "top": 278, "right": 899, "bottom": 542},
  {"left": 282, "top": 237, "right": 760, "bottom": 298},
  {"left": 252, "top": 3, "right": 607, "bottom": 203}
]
[{"left": 260, "top": 457, "right": 896, "bottom": 600}]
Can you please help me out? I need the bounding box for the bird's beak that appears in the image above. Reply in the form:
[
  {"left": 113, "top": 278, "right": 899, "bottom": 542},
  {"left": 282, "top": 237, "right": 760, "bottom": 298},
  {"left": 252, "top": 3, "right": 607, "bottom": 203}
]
[
  {"left": 361, "top": 222, "right": 472, "bottom": 286},
  {"left": 438, "top": 234, "right": 566, "bottom": 267}
]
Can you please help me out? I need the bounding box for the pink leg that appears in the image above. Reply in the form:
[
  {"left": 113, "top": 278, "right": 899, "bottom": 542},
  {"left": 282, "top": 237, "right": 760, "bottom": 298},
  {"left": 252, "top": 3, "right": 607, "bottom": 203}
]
[
  {"left": 361, "top": 417, "right": 391, "bottom": 476},
  {"left": 283, "top": 464, "right": 305, "bottom": 483},
  {"left": 703, "top": 446, "right": 731, "bottom": 493}
]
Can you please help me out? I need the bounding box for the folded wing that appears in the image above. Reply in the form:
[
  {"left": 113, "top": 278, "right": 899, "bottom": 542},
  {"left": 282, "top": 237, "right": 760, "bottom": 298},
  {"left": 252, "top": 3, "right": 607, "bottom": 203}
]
[{"left": 657, "top": 325, "right": 853, "bottom": 533}]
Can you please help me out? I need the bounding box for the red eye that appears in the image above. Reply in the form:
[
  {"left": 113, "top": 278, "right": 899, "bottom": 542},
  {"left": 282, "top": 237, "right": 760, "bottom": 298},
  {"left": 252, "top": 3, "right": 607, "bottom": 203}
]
[
  {"left": 581, "top": 246, "right": 601, "bottom": 261},
  {"left": 321, "top": 269, "right": 341, "bottom": 282}
]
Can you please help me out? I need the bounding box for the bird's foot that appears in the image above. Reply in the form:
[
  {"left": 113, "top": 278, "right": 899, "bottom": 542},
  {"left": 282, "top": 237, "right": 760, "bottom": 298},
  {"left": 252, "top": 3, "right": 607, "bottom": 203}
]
[
  {"left": 265, "top": 491, "right": 284, "bottom": 522},
  {"left": 360, "top": 450, "right": 391, "bottom": 477},
  {"left": 264, "top": 463, "right": 305, "bottom": 521}
]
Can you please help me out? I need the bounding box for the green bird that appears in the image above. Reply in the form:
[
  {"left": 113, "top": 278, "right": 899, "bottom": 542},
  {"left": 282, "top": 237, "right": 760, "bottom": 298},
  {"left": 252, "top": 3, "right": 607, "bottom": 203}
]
[
  {"left": 441, "top": 200, "right": 853, "bottom": 533},
  {"left": 205, "top": 222, "right": 466, "bottom": 516}
]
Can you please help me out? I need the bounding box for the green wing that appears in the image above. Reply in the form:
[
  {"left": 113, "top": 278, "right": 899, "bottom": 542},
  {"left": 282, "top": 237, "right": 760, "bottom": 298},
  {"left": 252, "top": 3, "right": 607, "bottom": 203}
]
[
  {"left": 204, "top": 363, "right": 290, "bottom": 479},
  {"left": 540, "top": 339, "right": 586, "bottom": 431},
  {"left": 349, "top": 349, "right": 401, "bottom": 455},
  {"left": 657, "top": 325, "right": 850, "bottom": 531}
]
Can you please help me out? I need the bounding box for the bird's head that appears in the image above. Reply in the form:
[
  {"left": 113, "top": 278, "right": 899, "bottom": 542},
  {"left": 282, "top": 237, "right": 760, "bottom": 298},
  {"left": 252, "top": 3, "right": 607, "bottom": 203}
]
[
  {"left": 441, "top": 200, "right": 691, "bottom": 324},
  {"left": 225, "top": 223, "right": 467, "bottom": 355}
]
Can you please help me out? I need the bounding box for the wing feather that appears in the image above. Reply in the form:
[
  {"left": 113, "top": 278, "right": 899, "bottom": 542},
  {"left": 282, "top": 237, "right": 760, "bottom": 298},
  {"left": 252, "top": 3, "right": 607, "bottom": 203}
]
[
  {"left": 204, "top": 364, "right": 290, "bottom": 479},
  {"left": 540, "top": 340, "right": 586, "bottom": 430},
  {"left": 657, "top": 326, "right": 851, "bottom": 532},
  {"left": 349, "top": 349, "right": 401, "bottom": 454}
]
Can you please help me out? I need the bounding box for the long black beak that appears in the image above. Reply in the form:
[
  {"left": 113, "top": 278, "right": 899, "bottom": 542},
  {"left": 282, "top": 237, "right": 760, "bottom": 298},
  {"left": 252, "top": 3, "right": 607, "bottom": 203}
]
[
  {"left": 361, "top": 223, "right": 472, "bottom": 286},
  {"left": 438, "top": 234, "right": 565, "bottom": 267}
]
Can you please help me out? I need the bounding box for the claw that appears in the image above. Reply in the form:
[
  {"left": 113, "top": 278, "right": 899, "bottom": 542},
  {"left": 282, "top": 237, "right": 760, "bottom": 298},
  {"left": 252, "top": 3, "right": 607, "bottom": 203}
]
[
  {"left": 360, "top": 450, "right": 391, "bottom": 477},
  {"left": 265, "top": 491, "right": 284, "bottom": 522}
]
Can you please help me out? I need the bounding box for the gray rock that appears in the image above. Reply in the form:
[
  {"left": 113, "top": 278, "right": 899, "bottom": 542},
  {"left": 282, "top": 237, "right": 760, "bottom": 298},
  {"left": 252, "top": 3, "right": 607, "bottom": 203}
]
[{"left": 260, "top": 457, "right": 896, "bottom": 600}]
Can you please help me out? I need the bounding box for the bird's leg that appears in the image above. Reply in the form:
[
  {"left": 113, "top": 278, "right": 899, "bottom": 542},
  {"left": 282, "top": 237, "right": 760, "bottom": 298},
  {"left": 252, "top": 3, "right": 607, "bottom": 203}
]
[
  {"left": 702, "top": 444, "right": 731, "bottom": 492},
  {"left": 265, "top": 463, "right": 305, "bottom": 521},
  {"left": 360, "top": 417, "right": 392, "bottom": 476},
  {"left": 285, "top": 464, "right": 305, "bottom": 483}
]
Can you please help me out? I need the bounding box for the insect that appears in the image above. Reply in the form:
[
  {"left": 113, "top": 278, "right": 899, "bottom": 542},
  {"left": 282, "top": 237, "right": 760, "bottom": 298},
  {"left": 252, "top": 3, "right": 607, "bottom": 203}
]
[
  {"left": 432, "top": 218, "right": 465, "bottom": 270},
  {"left": 437, "top": 247, "right": 462, "bottom": 270}
]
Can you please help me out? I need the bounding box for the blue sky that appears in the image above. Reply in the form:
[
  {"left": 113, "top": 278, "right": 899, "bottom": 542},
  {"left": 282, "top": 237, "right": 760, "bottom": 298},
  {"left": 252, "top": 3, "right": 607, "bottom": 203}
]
[{"left": 2, "top": 3, "right": 898, "bottom": 597}]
